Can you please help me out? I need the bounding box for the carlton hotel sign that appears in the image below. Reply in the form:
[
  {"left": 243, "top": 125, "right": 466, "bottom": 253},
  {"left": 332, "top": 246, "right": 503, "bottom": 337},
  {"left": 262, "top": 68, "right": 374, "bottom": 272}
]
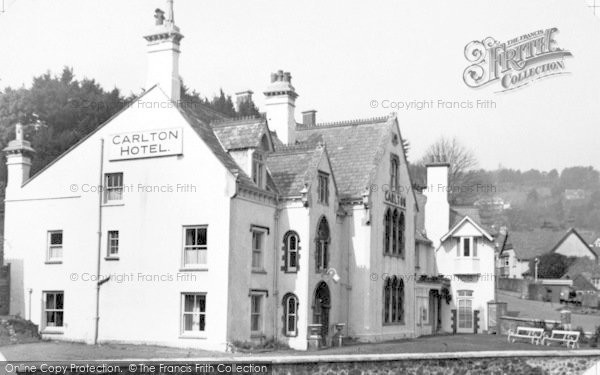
[
  {"left": 108, "top": 128, "right": 183, "bottom": 160},
  {"left": 384, "top": 189, "right": 406, "bottom": 208}
]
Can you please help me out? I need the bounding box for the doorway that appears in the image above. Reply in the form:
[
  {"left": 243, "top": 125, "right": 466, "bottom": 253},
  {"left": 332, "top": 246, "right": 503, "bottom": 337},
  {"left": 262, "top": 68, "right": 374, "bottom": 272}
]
[{"left": 313, "top": 281, "right": 331, "bottom": 346}]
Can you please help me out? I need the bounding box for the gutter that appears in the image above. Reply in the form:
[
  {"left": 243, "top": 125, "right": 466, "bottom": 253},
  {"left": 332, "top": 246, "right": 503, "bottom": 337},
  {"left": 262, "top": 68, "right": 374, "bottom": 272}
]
[{"left": 272, "top": 199, "right": 281, "bottom": 347}]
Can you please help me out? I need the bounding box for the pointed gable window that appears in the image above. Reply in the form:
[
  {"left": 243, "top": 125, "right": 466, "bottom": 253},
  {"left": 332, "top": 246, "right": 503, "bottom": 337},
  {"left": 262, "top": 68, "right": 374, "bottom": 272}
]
[
  {"left": 317, "top": 172, "right": 329, "bottom": 205},
  {"left": 252, "top": 151, "right": 265, "bottom": 189},
  {"left": 390, "top": 154, "right": 399, "bottom": 192},
  {"left": 384, "top": 208, "right": 392, "bottom": 254},
  {"left": 398, "top": 212, "right": 405, "bottom": 258}
]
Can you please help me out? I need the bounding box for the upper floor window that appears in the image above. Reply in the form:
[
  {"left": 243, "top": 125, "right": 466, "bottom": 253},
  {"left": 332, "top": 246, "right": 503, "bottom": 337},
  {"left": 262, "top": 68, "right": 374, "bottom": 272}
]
[
  {"left": 384, "top": 209, "right": 391, "bottom": 254},
  {"left": 107, "top": 230, "right": 119, "bottom": 258},
  {"left": 283, "top": 293, "right": 299, "bottom": 337},
  {"left": 458, "top": 237, "right": 477, "bottom": 257},
  {"left": 47, "top": 231, "right": 63, "bottom": 262},
  {"left": 398, "top": 212, "right": 405, "bottom": 258},
  {"left": 317, "top": 172, "right": 329, "bottom": 205},
  {"left": 104, "top": 172, "right": 123, "bottom": 203},
  {"left": 252, "top": 228, "right": 267, "bottom": 271},
  {"left": 43, "top": 291, "right": 64, "bottom": 329},
  {"left": 390, "top": 154, "right": 399, "bottom": 192},
  {"left": 283, "top": 231, "right": 300, "bottom": 272},
  {"left": 252, "top": 152, "right": 265, "bottom": 189},
  {"left": 316, "top": 217, "right": 330, "bottom": 272},
  {"left": 183, "top": 226, "right": 207, "bottom": 268}
]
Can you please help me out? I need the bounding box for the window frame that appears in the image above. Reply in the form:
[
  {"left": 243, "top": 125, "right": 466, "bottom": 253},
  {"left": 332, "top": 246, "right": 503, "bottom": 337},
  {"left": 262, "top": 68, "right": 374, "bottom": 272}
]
[
  {"left": 282, "top": 293, "right": 299, "bottom": 337},
  {"left": 106, "top": 230, "right": 119, "bottom": 258},
  {"left": 317, "top": 172, "right": 329, "bottom": 205},
  {"left": 250, "top": 293, "right": 264, "bottom": 336},
  {"left": 182, "top": 225, "right": 208, "bottom": 270},
  {"left": 282, "top": 231, "right": 300, "bottom": 273},
  {"left": 390, "top": 154, "right": 400, "bottom": 192},
  {"left": 180, "top": 293, "right": 207, "bottom": 336},
  {"left": 457, "top": 289, "right": 474, "bottom": 330},
  {"left": 382, "top": 277, "right": 405, "bottom": 325},
  {"left": 252, "top": 151, "right": 265, "bottom": 189},
  {"left": 42, "top": 291, "right": 64, "bottom": 331},
  {"left": 251, "top": 228, "right": 268, "bottom": 272},
  {"left": 457, "top": 237, "right": 477, "bottom": 258},
  {"left": 104, "top": 172, "right": 124, "bottom": 203},
  {"left": 46, "top": 230, "right": 63, "bottom": 263}
]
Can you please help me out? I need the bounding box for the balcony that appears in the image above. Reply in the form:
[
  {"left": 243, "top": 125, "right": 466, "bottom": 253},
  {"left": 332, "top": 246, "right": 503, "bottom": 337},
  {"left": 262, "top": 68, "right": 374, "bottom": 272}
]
[{"left": 454, "top": 257, "right": 480, "bottom": 275}]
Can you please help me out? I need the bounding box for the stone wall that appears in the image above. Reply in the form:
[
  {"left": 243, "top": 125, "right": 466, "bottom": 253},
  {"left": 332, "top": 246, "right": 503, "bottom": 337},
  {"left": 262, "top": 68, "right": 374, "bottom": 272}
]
[
  {"left": 498, "top": 277, "right": 528, "bottom": 296},
  {"left": 270, "top": 351, "right": 600, "bottom": 375}
]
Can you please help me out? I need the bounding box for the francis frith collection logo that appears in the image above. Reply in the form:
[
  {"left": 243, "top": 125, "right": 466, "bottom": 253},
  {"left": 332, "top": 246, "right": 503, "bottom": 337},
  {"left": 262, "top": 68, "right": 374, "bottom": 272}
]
[{"left": 463, "top": 28, "right": 573, "bottom": 92}]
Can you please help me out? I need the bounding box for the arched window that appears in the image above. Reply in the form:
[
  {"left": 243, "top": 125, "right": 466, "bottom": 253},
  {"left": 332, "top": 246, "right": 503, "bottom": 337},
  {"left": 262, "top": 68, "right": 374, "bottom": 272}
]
[
  {"left": 398, "top": 212, "right": 405, "bottom": 258},
  {"left": 390, "top": 156, "right": 399, "bottom": 191},
  {"left": 384, "top": 208, "right": 391, "bottom": 255},
  {"left": 396, "top": 279, "right": 405, "bottom": 323},
  {"left": 283, "top": 231, "right": 300, "bottom": 272},
  {"left": 282, "top": 293, "right": 299, "bottom": 336},
  {"left": 383, "top": 277, "right": 392, "bottom": 323},
  {"left": 316, "top": 217, "right": 330, "bottom": 272},
  {"left": 392, "top": 209, "right": 399, "bottom": 255},
  {"left": 382, "top": 276, "right": 405, "bottom": 325}
]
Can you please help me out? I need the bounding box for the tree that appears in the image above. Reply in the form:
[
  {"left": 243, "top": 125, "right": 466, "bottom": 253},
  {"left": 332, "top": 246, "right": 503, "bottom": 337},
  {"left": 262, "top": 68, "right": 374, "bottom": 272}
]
[
  {"left": 418, "top": 137, "right": 478, "bottom": 204},
  {"left": 531, "top": 253, "right": 574, "bottom": 279}
]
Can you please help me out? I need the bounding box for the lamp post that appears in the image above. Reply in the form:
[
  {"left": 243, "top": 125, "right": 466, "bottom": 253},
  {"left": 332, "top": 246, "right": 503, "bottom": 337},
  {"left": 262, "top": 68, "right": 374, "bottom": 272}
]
[{"left": 534, "top": 257, "right": 540, "bottom": 282}]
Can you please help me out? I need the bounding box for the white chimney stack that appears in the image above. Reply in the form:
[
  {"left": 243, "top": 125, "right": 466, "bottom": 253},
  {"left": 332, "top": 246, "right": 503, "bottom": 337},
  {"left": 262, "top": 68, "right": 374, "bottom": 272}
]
[
  {"left": 3, "top": 123, "right": 35, "bottom": 196},
  {"left": 264, "top": 70, "right": 298, "bottom": 145},
  {"left": 144, "top": 0, "right": 183, "bottom": 102},
  {"left": 424, "top": 159, "right": 450, "bottom": 249}
]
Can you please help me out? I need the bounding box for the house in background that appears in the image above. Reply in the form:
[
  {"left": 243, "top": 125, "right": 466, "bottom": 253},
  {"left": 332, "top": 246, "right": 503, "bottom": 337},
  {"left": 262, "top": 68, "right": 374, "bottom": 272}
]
[
  {"left": 425, "top": 161, "right": 497, "bottom": 334},
  {"left": 565, "top": 257, "right": 600, "bottom": 292},
  {"left": 499, "top": 228, "right": 598, "bottom": 279}
]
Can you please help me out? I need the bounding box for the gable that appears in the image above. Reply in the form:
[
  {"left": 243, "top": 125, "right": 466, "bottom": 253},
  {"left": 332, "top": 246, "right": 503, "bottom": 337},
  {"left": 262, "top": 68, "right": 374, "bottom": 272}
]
[
  {"left": 16, "top": 87, "right": 244, "bottom": 199},
  {"left": 553, "top": 230, "right": 597, "bottom": 260},
  {"left": 440, "top": 216, "right": 493, "bottom": 243}
]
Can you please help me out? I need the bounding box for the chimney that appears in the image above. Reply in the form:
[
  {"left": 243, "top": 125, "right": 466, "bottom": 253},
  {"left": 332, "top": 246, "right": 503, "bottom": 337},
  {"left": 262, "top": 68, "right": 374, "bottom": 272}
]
[
  {"left": 302, "top": 110, "right": 317, "bottom": 127},
  {"left": 3, "top": 124, "right": 35, "bottom": 196},
  {"left": 144, "top": 0, "right": 183, "bottom": 102},
  {"left": 264, "top": 70, "right": 298, "bottom": 144},
  {"left": 235, "top": 90, "right": 254, "bottom": 112},
  {"left": 424, "top": 158, "right": 450, "bottom": 249}
]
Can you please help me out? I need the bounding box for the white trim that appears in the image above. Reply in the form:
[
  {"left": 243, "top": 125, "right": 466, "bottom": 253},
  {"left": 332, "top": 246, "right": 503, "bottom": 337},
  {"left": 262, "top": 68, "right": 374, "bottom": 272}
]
[{"left": 440, "top": 216, "right": 493, "bottom": 243}]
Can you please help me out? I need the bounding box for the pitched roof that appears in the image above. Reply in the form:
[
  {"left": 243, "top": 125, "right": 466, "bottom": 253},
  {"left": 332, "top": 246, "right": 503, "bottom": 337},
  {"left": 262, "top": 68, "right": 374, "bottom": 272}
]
[
  {"left": 570, "top": 274, "right": 597, "bottom": 292},
  {"left": 506, "top": 228, "right": 573, "bottom": 261},
  {"left": 211, "top": 117, "right": 270, "bottom": 151},
  {"left": 177, "top": 105, "right": 254, "bottom": 187},
  {"left": 266, "top": 144, "right": 325, "bottom": 197},
  {"left": 440, "top": 216, "right": 494, "bottom": 243},
  {"left": 450, "top": 206, "right": 482, "bottom": 227},
  {"left": 294, "top": 116, "right": 393, "bottom": 199}
]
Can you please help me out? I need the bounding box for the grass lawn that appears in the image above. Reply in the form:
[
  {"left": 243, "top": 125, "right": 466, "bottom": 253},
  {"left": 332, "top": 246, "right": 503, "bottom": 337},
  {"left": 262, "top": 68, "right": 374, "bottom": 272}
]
[{"left": 0, "top": 334, "right": 586, "bottom": 361}]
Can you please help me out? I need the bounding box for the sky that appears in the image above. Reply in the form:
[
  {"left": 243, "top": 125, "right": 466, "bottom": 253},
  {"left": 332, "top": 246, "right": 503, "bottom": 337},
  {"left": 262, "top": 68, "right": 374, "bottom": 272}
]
[{"left": 1, "top": 0, "right": 599, "bottom": 171}]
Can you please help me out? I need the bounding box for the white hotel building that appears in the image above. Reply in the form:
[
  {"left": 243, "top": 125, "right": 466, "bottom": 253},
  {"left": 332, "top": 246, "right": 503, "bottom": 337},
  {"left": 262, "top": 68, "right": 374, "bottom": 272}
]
[{"left": 3, "top": 1, "right": 495, "bottom": 351}]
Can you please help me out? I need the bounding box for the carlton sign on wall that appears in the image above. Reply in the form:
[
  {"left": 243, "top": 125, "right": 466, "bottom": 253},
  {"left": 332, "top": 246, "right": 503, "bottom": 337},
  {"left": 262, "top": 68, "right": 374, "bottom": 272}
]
[{"left": 108, "top": 128, "right": 183, "bottom": 160}]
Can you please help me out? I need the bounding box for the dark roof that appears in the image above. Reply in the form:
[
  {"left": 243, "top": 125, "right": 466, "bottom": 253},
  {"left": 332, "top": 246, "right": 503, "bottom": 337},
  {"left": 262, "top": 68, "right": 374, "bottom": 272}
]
[
  {"left": 178, "top": 105, "right": 254, "bottom": 187},
  {"left": 266, "top": 144, "right": 324, "bottom": 197},
  {"left": 450, "top": 206, "right": 482, "bottom": 227},
  {"left": 506, "top": 228, "right": 591, "bottom": 261},
  {"left": 294, "top": 116, "right": 393, "bottom": 199},
  {"left": 211, "top": 117, "right": 269, "bottom": 150}
]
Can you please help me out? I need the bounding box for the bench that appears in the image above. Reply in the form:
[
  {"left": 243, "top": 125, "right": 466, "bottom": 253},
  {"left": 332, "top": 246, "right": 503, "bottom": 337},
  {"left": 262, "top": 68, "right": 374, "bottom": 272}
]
[
  {"left": 542, "top": 330, "right": 580, "bottom": 348},
  {"left": 507, "top": 326, "right": 545, "bottom": 345}
]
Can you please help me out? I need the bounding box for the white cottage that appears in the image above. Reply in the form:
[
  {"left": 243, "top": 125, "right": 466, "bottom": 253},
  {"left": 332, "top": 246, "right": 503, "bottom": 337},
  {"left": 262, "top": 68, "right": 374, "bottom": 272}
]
[
  {"left": 425, "top": 162, "right": 496, "bottom": 334},
  {"left": 2, "top": 0, "right": 445, "bottom": 351}
]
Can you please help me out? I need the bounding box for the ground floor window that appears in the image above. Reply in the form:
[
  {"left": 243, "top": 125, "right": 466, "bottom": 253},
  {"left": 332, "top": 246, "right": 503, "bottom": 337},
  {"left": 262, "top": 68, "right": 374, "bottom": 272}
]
[
  {"left": 383, "top": 277, "right": 404, "bottom": 324},
  {"left": 283, "top": 293, "right": 298, "bottom": 336},
  {"left": 181, "top": 293, "right": 206, "bottom": 334},
  {"left": 43, "top": 291, "right": 64, "bottom": 328},
  {"left": 250, "top": 294, "right": 263, "bottom": 335},
  {"left": 457, "top": 290, "right": 473, "bottom": 330}
]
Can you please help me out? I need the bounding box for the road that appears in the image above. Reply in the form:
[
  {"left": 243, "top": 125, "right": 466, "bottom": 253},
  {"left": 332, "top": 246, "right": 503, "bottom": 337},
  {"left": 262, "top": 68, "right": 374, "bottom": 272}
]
[{"left": 498, "top": 290, "right": 600, "bottom": 332}]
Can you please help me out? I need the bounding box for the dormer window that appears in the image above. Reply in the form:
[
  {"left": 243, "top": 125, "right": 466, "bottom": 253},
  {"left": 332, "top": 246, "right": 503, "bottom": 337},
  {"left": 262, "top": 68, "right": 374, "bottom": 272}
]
[
  {"left": 317, "top": 172, "right": 329, "bottom": 205},
  {"left": 252, "top": 152, "right": 265, "bottom": 189},
  {"left": 458, "top": 237, "right": 477, "bottom": 257}
]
